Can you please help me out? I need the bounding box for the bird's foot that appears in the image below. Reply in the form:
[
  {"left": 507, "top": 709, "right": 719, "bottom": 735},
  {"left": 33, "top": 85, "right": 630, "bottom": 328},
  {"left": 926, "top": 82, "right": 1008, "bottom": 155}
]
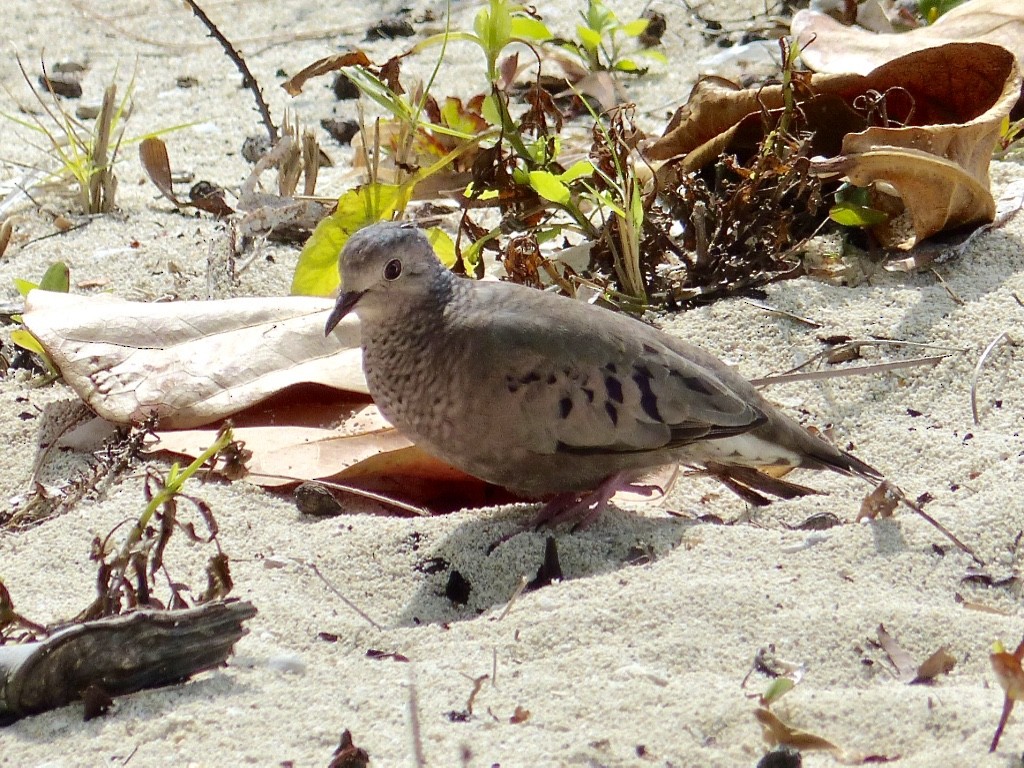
[{"left": 533, "top": 473, "right": 659, "bottom": 531}]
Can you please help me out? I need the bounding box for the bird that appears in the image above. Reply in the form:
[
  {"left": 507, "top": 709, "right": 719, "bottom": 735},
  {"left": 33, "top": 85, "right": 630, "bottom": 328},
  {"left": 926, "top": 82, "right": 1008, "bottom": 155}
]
[{"left": 324, "top": 221, "right": 882, "bottom": 527}]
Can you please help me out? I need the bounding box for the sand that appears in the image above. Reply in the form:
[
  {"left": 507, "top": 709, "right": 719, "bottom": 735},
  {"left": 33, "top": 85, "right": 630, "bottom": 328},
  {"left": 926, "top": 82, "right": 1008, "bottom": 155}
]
[{"left": 1, "top": 1, "right": 1023, "bottom": 766}]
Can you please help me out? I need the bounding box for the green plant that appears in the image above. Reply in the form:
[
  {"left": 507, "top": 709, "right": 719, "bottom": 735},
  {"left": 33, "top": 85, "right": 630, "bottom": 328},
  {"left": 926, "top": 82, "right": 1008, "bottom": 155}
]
[
  {"left": 4, "top": 59, "right": 187, "bottom": 214},
  {"left": 557, "top": 0, "right": 667, "bottom": 74}
]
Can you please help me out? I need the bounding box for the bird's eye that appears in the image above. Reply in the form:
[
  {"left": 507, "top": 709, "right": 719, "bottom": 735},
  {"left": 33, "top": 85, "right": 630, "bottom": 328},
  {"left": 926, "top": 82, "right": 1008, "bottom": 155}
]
[{"left": 383, "top": 259, "right": 402, "bottom": 281}]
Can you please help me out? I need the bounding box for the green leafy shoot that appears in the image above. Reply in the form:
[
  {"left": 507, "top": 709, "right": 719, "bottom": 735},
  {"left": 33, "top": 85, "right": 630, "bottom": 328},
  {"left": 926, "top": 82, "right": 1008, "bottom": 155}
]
[
  {"left": 917, "top": 0, "right": 967, "bottom": 24},
  {"left": 559, "top": 0, "right": 667, "bottom": 74},
  {"left": 829, "top": 185, "right": 889, "bottom": 227},
  {"left": 9, "top": 261, "right": 70, "bottom": 378},
  {"left": 4, "top": 57, "right": 192, "bottom": 214}
]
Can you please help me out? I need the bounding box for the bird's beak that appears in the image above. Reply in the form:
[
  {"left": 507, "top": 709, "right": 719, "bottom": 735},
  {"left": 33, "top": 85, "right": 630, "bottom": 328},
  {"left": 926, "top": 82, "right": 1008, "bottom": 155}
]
[{"left": 324, "top": 290, "right": 365, "bottom": 336}]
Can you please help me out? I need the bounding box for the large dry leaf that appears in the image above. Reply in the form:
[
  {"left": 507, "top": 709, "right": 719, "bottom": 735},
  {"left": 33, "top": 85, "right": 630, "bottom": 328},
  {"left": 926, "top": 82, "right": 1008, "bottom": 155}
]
[
  {"left": 793, "top": 0, "right": 1024, "bottom": 75},
  {"left": 23, "top": 291, "right": 368, "bottom": 429},
  {"left": 645, "top": 43, "right": 1020, "bottom": 247}
]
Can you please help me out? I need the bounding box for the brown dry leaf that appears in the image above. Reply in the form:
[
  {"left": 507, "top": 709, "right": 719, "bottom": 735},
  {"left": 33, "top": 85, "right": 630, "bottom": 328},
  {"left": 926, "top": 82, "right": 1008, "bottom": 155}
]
[
  {"left": 793, "top": 0, "right": 1024, "bottom": 75},
  {"left": 754, "top": 708, "right": 840, "bottom": 753},
  {"left": 22, "top": 291, "right": 367, "bottom": 429},
  {"left": 138, "top": 137, "right": 179, "bottom": 207},
  {"left": 281, "top": 51, "right": 372, "bottom": 96},
  {"left": 989, "top": 638, "right": 1024, "bottom": 752},
  {"left": 646, "top": 43, "right": 1019, "bottom": 248},
  {"left": 913, "top": 648, "right": 956, "bottom": 684},
  {"left": 876, "top": 624, "right": 919, "bottom": 682}
]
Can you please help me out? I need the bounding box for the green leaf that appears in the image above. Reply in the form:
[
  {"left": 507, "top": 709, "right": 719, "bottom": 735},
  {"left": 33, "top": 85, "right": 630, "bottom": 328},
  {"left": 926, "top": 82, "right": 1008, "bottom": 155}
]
[
  {"left": 621, "top": 18, "right": 650, "bottom": 37},
  {"left": 828, "top": 202, "right": 889, "bottom": 227},
  {"left": 425, "top": 227, "right": 457, "bottom": 268},
  {"left": 13, "top": 278, "right": 38, "bottom": 298},
  {"left": 762, "top": 678, "right": 795, "bottom": 706},
  {"left": 39, "top": 261, "right": 70, "bottom": 293},
  {"left": 481, "top": 93, "right": 503, "bottom": 127},
  {"left": 558, "top": 160, "right": 595, "bottom": 183},
  {"left": 290, "top": 183, "right": 410, "bottom": 296},
  {"left": 576, "top": 25, "right": 602, "bottom": 51},
  {"left": 10, "top": 328, "right": 57, "bottom": 374},
  {"left": 510, "top": 16, "right": 552, "bottom": 42},
  {"left": 528, "top": 170, "right": 570, "bottom": 205},
  {"left": 613, "top": 59, "right": 642, "bottom": 73}
]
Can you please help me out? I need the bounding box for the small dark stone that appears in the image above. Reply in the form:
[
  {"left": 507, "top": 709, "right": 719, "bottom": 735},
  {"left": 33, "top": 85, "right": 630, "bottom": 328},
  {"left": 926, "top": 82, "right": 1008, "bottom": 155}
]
[
  {"left": 294, "top": 482, "right": 343, "bottom": 517},
  {"left": 639, "top": 11, "right": 667, "bottom": 47},
  {"left": 39, "top": 72, "right": 82, "bottom": 99},
  {"left": 241, "top": 134, "right": 272, "bottom": 164},
  {"left": 365, "top": 17, "right": 415, "bottom": 41},
  {"left": 445, "top": 570, "right": 471, "bottom": 605},
  {"left": 756, "top": 747, "right": 802, "bottom": 768},
  {"left": 176, "top": 75, "right": 200, "bottom": 89},
  {"left": 321, "top": 117, "right": 360, "bottom": 145},
  {"left": 332, "top": 73, "right": 360, "bottom": 100}
]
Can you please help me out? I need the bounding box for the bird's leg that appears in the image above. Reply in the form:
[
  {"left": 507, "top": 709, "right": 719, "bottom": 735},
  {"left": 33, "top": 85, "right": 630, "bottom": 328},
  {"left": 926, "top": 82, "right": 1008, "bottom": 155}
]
[{"left": 533, "top": 472, "right": 657, "bottom": 530}]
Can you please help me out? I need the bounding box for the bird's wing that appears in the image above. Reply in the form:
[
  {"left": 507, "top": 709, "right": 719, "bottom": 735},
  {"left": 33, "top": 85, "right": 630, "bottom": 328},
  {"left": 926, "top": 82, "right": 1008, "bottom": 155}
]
[{"left": 466, "top": 287, "right": 767, "bottom": 457}]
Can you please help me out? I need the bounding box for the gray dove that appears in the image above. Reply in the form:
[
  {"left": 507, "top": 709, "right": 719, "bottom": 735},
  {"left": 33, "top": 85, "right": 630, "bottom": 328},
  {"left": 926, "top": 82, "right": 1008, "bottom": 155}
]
[{"left": 325, "top": 221, "right": 881, "bottom": 526}]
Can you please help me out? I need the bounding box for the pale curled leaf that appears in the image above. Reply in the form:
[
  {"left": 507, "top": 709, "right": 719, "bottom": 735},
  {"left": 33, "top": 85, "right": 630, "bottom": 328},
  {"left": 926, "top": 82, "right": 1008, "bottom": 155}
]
[
  {"left": 152, "top": 425, "right": 414, "bottom": 487},
  {"left": 23, "top": 291, "right": 368, "bottom": 429},
  {"left": 793, "top": 0, "right": 1024, "bottom": 75}
]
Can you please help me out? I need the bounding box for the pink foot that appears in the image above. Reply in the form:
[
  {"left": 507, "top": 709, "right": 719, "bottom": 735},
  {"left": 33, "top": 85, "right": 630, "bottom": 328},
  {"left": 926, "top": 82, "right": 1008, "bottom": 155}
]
[{"left": 533, "top": 473, "right": 662, "bottom": 530}]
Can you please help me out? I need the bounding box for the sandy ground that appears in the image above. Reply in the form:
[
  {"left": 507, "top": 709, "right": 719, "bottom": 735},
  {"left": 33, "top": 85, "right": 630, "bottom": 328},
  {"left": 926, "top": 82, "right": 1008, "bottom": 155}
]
[{"left": 1, "top": 1, "right": 1023, "bottom": 766}]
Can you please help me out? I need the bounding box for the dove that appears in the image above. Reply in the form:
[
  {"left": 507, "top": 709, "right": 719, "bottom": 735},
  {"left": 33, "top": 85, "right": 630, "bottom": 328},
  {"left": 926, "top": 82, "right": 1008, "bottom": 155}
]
[{"left": 324, "top": 221, "right": 881, "bottom": 527}]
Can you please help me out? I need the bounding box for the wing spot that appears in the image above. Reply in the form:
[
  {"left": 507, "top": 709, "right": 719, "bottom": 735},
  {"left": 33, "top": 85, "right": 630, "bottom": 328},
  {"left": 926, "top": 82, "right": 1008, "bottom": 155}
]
[
  {"left": 604, "top": 363, "right": 617, "bottom": 374},
  {"left": 605, "top": 376, "right": 624, "bottom": 404},
  {"left": 674, "top": 372, "right": 715, "bottom": 397},
  {"left": 520, "top": 372, "right": 542, "bottom": 385},
  {"left": 605, "top": 402, "right": 618, "bottom": 426},
  {"left": 547, "top": 373, "right": 557, "bottom": 385},
  {"left": 559, "top": 397, "right": 573, "bottom": 419},
  {"left": 582, "top": 388, "right": 595, "bottom": 403},
  {"left": 632, "top": 370, "right": 663, "bottom": 422}
]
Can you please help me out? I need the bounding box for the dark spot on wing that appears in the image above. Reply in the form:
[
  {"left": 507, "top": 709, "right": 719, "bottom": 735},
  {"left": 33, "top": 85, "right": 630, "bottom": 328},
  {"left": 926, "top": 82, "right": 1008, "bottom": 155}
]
[
  {"left": 582, "top": 388, "right": 595, "bottom": 403},
  {"left": 642, "top": 343, "right": 659, "bottom": 355},
  {"left": 671, "top": 370, "right": 716, "bottom": 397},
  {"left": 520, "top": 372, "right": 541, "bottom": 385},
  {"left": 605, "top": 363, "right": 617, "bottom": 374},
  {"left": 605, "top": 402, "right": 618, "bottom": 426},
  {"left": 505, "top": 375, "right": 519, "bottom": 394},
  {"left": 632, "top": 369, "right": 662, "bottom": 422},
  {"left": 605, "top": 376, "right": 623, "bottom": 403},
  {"left": 547, "top": 373, "right": 557, "bottom": 385},
  {"left": 559, "top": 397, "right": 573, "bottom": 419}
]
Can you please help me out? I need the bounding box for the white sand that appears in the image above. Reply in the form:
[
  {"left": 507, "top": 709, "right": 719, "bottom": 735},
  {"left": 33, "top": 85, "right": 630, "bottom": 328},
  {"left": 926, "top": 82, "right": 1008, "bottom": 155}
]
[{"left": 1, "top": 1, "right": 1023, "bottom": 766}]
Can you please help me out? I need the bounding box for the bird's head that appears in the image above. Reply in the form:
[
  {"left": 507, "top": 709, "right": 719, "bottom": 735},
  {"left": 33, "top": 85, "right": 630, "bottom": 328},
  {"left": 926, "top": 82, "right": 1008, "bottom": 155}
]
[{"left": 324, "top": 221, "right": 448, "bottom": 335}]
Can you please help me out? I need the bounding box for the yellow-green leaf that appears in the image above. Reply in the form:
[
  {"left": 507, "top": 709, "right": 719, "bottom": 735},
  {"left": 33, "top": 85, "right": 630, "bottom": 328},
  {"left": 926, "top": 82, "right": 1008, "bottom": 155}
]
[
  {"left": 481, "top": 93, "right": 503, "bottom": 127},
  {"left": 528, "top": 171, "right": 570, "bottom": 205},
  {"left": 290, "top": 183, "right": 410, "bottom": 296},
  {"left": 510, "top": 16, "right": 552, "bottom": 42},
  {"left": 559, "top": 159, "right": 594, "bottom": 183},
  {"left": 621, "top": 18, "right": 650, "bottom": 37},
  {"left": 10, "top": 328, "right": 57, "bottom": 374},
  {"left": 425, "top": 227, "right": 457, "bottom": 268},
  {"left": 576, "top": 25, "right": 602, "bottom": 51},
  {"left": 829, "top": 202, "right": 889, "bottom": 227},
  {"left": 13, "top": 278, "right": 38, "bottom": 298}
]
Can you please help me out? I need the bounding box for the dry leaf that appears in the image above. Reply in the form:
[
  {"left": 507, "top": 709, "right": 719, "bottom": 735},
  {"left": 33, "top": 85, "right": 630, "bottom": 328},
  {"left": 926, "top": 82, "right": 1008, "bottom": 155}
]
[
  {"left": 281, "top": 51, "right": 372, "bottom": 96},
  {"left": 876, "top": 624, "right": 919, "bottom": 682},
  {"left": 646, "top": 43, "right": 1019, "bottom": 248},
  {"left": 139, "top": 137, "right": 180, "bottom": 207},
  {"left": 793, "top": 0, "right": 1024, "bottom": 75},
  {"left": 754, "top": 708, "right": 840, "bottom": 753},
  {"left": 913, "top": 648, "right": 956, "bottom": 684},
  {"left": 990, "top": 638, "right": 1024, "bottom": 751},
  {"left": 23, "top": 291, "right": 367, "bottom": 429}
]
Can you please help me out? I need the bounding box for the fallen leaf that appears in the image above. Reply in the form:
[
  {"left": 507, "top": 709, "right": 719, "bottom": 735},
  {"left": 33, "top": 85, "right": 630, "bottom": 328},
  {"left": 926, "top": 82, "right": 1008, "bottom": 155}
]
[
  {"left": 876, "top": 624, "right": 920, "bottom": 682},
  {"left": 990, "top": 638, "right": 1024, "bottom": 751},
  {"left": 793, "top": 0, "right": 1024, "bottom": 75},
  {"left": 754, "top": 708, "right": 840, "bottom": 753},
  {"left": 647, "top": 43, "right": 1020, "bottom": 248},
  {"left": 913, "top": 648, "right": 956, "bottom": 684},
  {"left": 23, "top": 291, "right": 367, "bottom": 429}
]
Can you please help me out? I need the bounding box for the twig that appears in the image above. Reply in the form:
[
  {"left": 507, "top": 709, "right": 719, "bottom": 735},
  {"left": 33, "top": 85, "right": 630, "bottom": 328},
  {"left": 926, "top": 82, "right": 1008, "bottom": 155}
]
[
  {"left": 408, "top": 669, "right": 426, "bottom": 768},
  {"left": 971, "top": 330, "right": 1011, "bottom": 426},
  {"left": 496, "top": 575, "right": 529, "bottom": 621},
  {"left": 895, "top": 485, "right": 984, "bottom": 566},
  {"left": 307, "top": 562, "right": 382, "bottom": 630},
  {"left": 181, "top": 0, "right": 278, "bottom": 143},
  {"left": 742, "top": 298, "right": 822, "bottom": 328},
  {"left": 752, "top": 354, "right": 949, "bottom": 387}
]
